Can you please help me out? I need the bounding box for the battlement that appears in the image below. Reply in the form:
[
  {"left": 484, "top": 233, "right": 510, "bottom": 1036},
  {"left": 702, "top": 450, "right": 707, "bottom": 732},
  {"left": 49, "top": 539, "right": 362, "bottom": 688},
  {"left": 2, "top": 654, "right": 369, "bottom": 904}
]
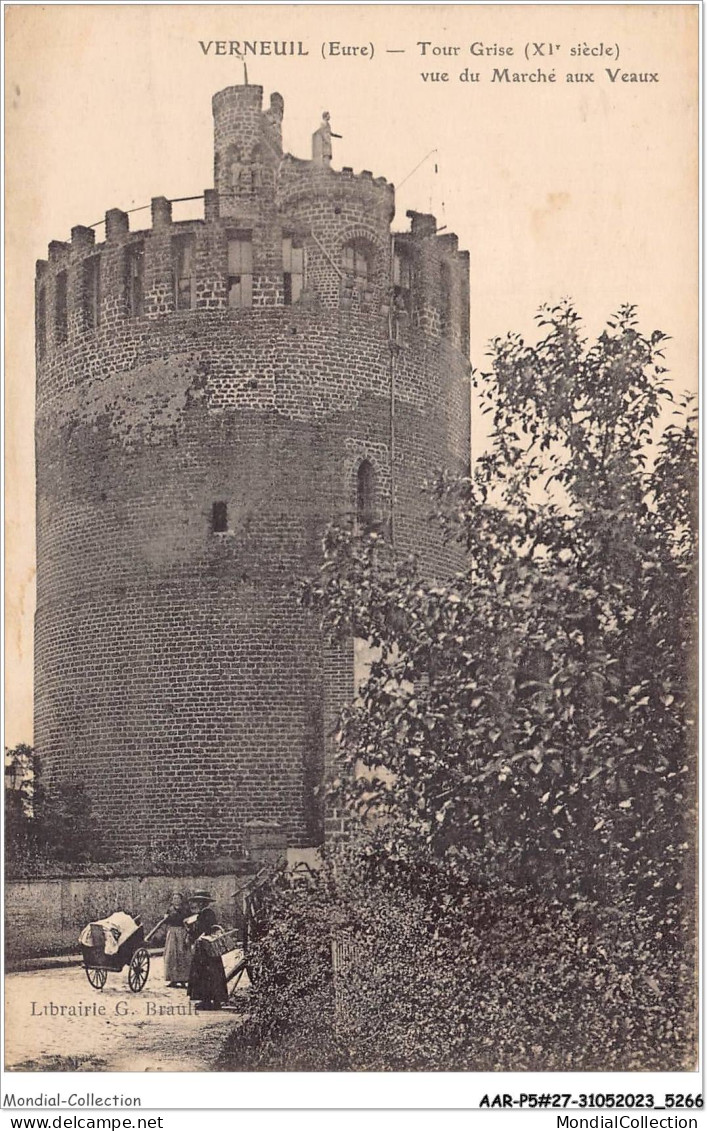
[
  {"left": 35, "top": 86, "right": 469, "bottom": 361},
  {"left": 276, "top": 153, "right": 394, "bottom": 216},
  {"left": 35, "top": 215, "right": 469, "bottom": 366}
]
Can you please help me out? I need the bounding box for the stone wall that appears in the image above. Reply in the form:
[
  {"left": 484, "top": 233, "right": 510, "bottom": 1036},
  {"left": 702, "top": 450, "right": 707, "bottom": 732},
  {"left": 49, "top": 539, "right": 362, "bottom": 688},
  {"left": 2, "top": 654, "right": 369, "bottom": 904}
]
[
  {"left": 5, "top": 872, "right": 241, "bottom": 960},
  {"left": 34, "top": 84, "right": 472, "bottom": 858}
]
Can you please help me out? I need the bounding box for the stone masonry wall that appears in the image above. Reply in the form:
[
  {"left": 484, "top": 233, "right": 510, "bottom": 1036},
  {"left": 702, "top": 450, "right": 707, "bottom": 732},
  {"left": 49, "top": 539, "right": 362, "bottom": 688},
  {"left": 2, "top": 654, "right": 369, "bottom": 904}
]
[{"left": 34, "top": 85, "right": 471, "bottom": 859}]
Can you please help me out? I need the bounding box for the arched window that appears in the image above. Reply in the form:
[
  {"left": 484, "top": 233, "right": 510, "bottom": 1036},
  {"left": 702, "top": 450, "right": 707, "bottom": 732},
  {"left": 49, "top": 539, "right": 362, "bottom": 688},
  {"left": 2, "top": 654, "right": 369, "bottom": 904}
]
[
  {"left": 342, "top": 240, "right": 372, "bottom": 285},
  {"left": 356, "top": 460, "right": 376, "bottom": 531}
]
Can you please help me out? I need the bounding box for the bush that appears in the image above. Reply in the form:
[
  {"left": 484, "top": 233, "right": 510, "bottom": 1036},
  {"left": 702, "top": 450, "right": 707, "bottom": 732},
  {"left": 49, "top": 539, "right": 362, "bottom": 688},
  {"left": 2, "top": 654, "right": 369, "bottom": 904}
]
[
  {"left": 219, "top": 862, "right": 695, "bottom": 1072},
  {"left": 220, "top": 869, "right": 346, "bottom": 1071}
]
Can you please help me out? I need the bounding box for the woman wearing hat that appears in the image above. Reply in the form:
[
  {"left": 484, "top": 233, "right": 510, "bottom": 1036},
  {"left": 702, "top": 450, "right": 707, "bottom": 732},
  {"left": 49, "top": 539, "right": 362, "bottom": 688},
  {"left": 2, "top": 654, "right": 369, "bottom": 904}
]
[{"left": 186, "top": 891, "right": 229, "bottom": 1010}]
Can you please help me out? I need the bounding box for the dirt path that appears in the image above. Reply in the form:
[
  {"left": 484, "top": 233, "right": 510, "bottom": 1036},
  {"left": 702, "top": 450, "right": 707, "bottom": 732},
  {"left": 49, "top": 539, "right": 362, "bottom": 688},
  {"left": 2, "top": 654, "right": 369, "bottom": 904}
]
[{"left": 5, "top": 955, "right": 243, "bottom": 1072}]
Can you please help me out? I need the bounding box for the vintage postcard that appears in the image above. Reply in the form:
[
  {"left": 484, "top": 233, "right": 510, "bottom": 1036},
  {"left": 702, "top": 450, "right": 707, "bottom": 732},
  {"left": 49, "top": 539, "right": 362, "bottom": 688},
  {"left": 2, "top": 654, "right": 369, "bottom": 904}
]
[{"left": 3, "top": 1, "right": 699, "bottom": 1105}]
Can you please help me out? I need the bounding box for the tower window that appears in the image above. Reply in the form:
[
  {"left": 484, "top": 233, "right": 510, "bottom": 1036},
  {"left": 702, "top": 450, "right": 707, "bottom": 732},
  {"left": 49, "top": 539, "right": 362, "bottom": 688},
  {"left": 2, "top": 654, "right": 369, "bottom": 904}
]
[
  {"left": 54, "top": 271, "right": 67, "bottom": 341},
  {"left": 126, "top": 243, "right": 144, "bottom": 318},
  {"left": 356, "top": 460, "right": 377, "bottom": 531},
  {"left": 55, "top": 271, "right": 68, "bottom": 343},
  {"left": 440, "top": 261, "right": 452, "bottom": 335},
  {"left": 282, "top": 236, "right": 304, "bottom": 305},
  {"left": 342, "top": 241, "right": 371, "bottom": 285},
  {"left": 37, "top": 286, "right": 46, "bottom": 358},
  {"left": 173, "top": 234, "right": 196, "bottom": 311},
  {"left": 227, "top": 233, "right": 253, "bottom": 309},
  {"left": 212, "top": 501, "right": 228, "bottom": 533},
  {"left": 84, "top": 256, "right": 101, "bottom": 329},
  {"left": 393, "top": 250, "right": 412, "bottom": 313}
]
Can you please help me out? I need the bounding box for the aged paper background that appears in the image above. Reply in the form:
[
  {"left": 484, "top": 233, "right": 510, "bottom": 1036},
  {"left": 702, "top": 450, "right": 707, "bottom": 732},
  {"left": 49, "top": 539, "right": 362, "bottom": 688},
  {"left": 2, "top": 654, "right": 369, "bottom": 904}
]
[
  {"left": 5, "top": 4, "right": 697, "bottom": 752},
  {"left": 4, "top": 1, "right": 697, "bottom": 798},
  {"left": 5, "top": 8, "right": 696, "bottom": 750},
  {"left": 2, "top": 0, "right": 699, "bottom": 1096}
]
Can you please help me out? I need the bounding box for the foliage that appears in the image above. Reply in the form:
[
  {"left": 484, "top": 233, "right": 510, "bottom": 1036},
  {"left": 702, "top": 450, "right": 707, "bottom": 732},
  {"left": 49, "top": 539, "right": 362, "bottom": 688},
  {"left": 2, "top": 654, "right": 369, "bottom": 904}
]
[
  {"left": 220, "top": 858, "right": 695, "bottom": 1072},
  {"left": 221, "top": 302, "right": 699, "bottom": 1072},
  {"left": 221, "top": 865, "right": 346, "bottom": 1071},
  {"left": 37, "top": 772, "right": 103, "bottom": 862},
  {"left": 4, "top": 745, "right": 103, "bottom": 867},
  {"left": 5, "top": 744, "right": 38, "bottom": 860},
  {"left": 142, "top": 830, "right": 203, "bottom": 869},
  {"left": 302, "top": 303, "right": 697, "bottom": 916}
]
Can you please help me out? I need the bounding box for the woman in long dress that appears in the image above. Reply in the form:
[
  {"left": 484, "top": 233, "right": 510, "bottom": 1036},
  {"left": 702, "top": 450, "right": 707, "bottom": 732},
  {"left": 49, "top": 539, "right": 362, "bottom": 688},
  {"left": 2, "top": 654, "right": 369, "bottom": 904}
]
[
  {"left": 186, "top": 891, "right": 229, "bottom": 1009},
  {"left": 163, "top": 892, "right": 191, "bottom": 987}
]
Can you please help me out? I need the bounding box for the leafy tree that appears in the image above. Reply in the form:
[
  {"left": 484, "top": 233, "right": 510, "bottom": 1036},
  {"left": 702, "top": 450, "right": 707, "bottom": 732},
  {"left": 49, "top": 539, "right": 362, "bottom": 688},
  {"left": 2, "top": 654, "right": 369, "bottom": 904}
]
[
  {"left": 35, "top": 771, "right": 103, "bottom": 862},
  {"left": 303, "top": 303, "right": 697, "bottom": 920},
  {"left": 5, "top": 745, "right": 103, "bottom": 866},
  {"left": 226, "top": 302, "right": 696, "bottom": 1073},
  {"left": 5, "top": 743, "right": 39, "bottom": 858},
  {"left": 8, "top": 302, "right": 693, "bottom": 1067}
]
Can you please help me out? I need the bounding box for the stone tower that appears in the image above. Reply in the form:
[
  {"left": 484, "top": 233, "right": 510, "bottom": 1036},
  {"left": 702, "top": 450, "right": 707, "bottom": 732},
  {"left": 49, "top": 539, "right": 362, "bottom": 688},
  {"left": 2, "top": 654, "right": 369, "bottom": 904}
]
[{"left": 34, "top": 86, "right": 471, "bottom": 859}]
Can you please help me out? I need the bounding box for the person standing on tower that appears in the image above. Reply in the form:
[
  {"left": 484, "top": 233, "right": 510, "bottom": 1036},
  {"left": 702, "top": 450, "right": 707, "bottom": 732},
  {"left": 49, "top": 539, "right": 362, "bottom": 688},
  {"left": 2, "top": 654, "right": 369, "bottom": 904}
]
[{"left": 312, "top": 111, "right": 342, "bottom": 167}]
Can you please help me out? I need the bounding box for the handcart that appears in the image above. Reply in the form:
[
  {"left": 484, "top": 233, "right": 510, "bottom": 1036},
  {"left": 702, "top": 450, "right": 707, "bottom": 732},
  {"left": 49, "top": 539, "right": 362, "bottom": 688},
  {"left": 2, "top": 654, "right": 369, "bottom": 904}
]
[{"left": 79, "top": 912, "right": 154, "bottom": 992}]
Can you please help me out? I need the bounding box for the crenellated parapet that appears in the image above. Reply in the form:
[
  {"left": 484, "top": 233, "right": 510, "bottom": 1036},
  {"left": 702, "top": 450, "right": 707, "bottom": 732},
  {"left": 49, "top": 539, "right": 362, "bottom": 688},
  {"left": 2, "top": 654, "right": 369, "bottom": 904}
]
[
  {"left": 276, "top": 155, "right": 394, "bottom": 218},
  {"left": 36, "top": 85, "right": 470, "bottom": 370},
  {"left": 393, "top": 212, "right": 470, "bottom": 355},
  {"left": 35, "top": 210, "right": 469, "bottom": 374}
]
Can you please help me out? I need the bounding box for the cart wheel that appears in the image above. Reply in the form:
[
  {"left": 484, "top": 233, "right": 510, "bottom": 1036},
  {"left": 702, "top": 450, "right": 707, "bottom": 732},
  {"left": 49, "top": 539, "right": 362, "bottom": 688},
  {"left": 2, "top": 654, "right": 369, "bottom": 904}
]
[
  {"left": 85, "top": 967, "right": 107, "bottom": 990},
  {"left": 128, "top": 947, "right": 150, "bottom": 992}
]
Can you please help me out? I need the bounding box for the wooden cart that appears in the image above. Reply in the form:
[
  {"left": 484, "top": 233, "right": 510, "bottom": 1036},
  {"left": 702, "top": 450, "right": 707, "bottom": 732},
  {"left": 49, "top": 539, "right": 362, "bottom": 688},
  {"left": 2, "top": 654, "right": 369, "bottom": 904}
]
[{"left": 80, "top": 916, "right": 151, "bottom": 992}]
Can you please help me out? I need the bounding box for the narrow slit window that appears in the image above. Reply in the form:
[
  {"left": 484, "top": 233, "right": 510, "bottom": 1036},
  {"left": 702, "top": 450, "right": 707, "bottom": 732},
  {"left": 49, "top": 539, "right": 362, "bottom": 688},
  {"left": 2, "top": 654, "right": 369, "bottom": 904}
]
[
  {"left": 227, "top": 233, "right": 253, "bottom": 309},
  {"left": 37, "top": 286, "right": 46, "bottom": 358},
  {"left": 440, "top": 262, "right": 452, "bottom": 335},
  {"left": 393, "top": 250, "right": 412, "bottom": 313},
  {"left": 173, "top": 234, "right": 196, "bottom": 311},
  {"left": 55, "top": 271, "right": 68, "bottom": 343},
  {"left": 212, "top": 501, "right": 228, "bottom": 533},
  {"left": 126, "top": 244, "right": 144, "bottom": 318},
  {"left": 356, "top": 460, "right": 376, "bottom": 531},
  {"left": 84, "top": 257, "right": 101, "bottom": 329},
  {"left": 282, "top": 236, "right": 304, "bottom": 305}
]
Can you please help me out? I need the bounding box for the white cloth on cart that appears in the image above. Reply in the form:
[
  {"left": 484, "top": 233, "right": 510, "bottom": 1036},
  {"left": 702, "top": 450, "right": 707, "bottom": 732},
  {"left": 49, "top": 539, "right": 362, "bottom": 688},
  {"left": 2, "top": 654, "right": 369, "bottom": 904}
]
[{"left": 79, "top": 911, "right": 138, "bottom": 955}]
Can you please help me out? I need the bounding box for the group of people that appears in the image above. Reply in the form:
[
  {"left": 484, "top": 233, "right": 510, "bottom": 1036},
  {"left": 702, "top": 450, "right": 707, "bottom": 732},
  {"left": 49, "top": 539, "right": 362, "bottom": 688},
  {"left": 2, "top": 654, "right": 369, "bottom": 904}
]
[
  {"left": 160, "top": 870, "right": 286, "bottom": 1010},
  {"left": 161, "top": 890, "right": 229, "bottom": 1010}
]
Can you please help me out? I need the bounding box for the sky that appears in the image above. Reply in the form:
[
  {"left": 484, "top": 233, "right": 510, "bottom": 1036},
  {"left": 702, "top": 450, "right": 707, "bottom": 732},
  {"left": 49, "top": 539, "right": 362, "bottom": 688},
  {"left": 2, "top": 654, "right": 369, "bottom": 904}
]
[{"left": 4, "top": 3, "right": 698, "bottom": 745}]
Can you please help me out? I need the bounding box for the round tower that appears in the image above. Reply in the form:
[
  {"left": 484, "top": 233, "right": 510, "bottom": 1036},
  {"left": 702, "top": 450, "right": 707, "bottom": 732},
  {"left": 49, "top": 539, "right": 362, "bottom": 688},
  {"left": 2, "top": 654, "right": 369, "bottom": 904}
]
[{"left": 34, "top": 86, "right": 471, "bottom": 859}]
